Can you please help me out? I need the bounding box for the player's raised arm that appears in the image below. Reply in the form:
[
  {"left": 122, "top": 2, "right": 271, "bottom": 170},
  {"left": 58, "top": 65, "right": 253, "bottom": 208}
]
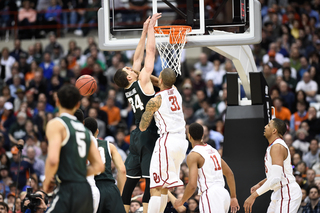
[
  {"left": 110, "top": 143, "right": 126, "bottom": 195},
  {"left": 139, "top": 13, "right": 161, "bottom": 87},
  {"left": 174, "top": 153, "right": 199, "bottom": 208},
  {"left": 87, "top": 137, "right": 105, "bottom": 176},
  {"left": 132, "top": 16, "right": 150, "bottom": 72},
  {"left": 221, "top": 159, "right": 240, "bottom": 213},
  {"left": 139, "top": 95, "right": 161, "bottom": 131},
  {"left": 43, "top": 119, "right": 64, "bottom": 193}
]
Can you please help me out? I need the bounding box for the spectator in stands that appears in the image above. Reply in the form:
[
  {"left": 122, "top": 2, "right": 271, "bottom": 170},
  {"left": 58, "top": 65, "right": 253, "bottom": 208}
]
[
  {"left": 44, "top": 0, "right": 62, "bottom": 33},
  {"left": 1, "top": 48, "right": 15, "bottom": 68},
  {"left": 203, "top": 107, "right": 217, "bottom": 131},
  {"left": 18, "top": 0, "right": 37, "bottom": 39},
  {"left": 25, "top": 62, "right": 38, "bottom": 87},
  {"left": 86, "top": 46, "right": 106, "bottom": 69},
  {"left": 193, "top": 90, "right": 207, "bottom": 112},
  {"left": 279, "top": 81, "right": 295, "bottom": 112},
  {"left": 33, "top": 42, "right": 43, "bottom": 65},
  {"left": 184, "top": 105, "right": 196, "bottom": 125},
  {"left": 80, "top": 56, "right": 94, "bottom": 76},
  {"left": 25, "top": 146, "right": 44, "bottom": 177},
  {"left": 74, "top": 47, "right": 87, "bottom": 67},
  {"left": 302, "top": 185, "right": 320, "bottom": 212},
  {"left": 262, "top": 63, "right": 276, "bottom": 88},
  {"left": 34, "top": 93, "right": 54, "bottom": 114},
  {"left": 284, "top": 133, "right": 294, "bottom": 147},
  {"left": 201, "top": 125, "right": 217, "bottom": 149},
  {"left": 305, "top": 106, "right": 320, "bottom": 136},
  {"left": 9, "top": 146, "right": 35, "bottom": 190},
  {"left": 290, "top": 101, "right": 309, "bottom": 131},
  {"left": 194, "top": 53, "right": 214, "bottom": 80},
  {"left": 18, "top": 52, "right": 30, "bottom": 75},
  {"left": 267, "top": 50, "right": 282, "bottom": 74},
  {"left": 115, "top": 129, "right": 129, "bottom": 153},
  {"left": 0, "top": 102, "right": 14, "bottom": 133},
  {"left": 290, "top": 48, "right": 301, "bottom": 72},
  {"left": 26, "top": 45, "right": 35, "bottom": 64},
  {"left": 106, "top": 55, "right": 122, "bottom": 84},
  {"left": 44, "top": 33, "right": 64, "bottom": 55},
  {"left": 303, "top": 139, "right": 320, "bottom": 168},
  {"left": 39, "top": 141, "right": 47, "bottom": 163},
  {"left": 191, "top": 70, "right": 206, "bottom": 92},
  {"left": 90, "top": 97, "right": 108, "bottom": 126},
  {"left": 101, "top": 96, "right": 121, "bottom": 134},
  {"left": 130, "top": 200, "right": 143, "bottom": 213},
  {"left": 13, "top": 88, "right": 26, "bottom": 113},
  {"left": 51, "top": 44, "right": 64, "bottom": 65},
  {"left": 8, "top": 112, "right": 27, "bottom": 145},
  {"left": 282, "top": 67, "right": 297, "bottom": 91},
  {"left": 39, "top": 52, "right": 54, "bottom": 80},
  {"left": 25, "top": 90, "right": 36, "bottom": 111},
  {"left": 298, "top": 56, "right": 311, "bottom": 81},
  {"left": 277, "top": 58, "right": 297, "bottom": 79},
  {"left": 293, "top": 128, "right": 310, "bottom": 155},
  {"left": 88, "top": 107, "right": 106, "bottom": 138},
  {"left": 76, "top": 0, "right": 101, "bottom": 36},
  {"left": 263, "top": 42, "right": 284, "bottom": 65},
  {"left": 296, "top": 72, "right": 318, "bottom": 103},
  {"left": 273, "top": 97, "right": 291, "bottom": 121},
  {"left": 10, "top": 40, "right": 27, "bottom": 62},
  {"left": 205, "top": 59, "right": 226, "bottom": 89}
]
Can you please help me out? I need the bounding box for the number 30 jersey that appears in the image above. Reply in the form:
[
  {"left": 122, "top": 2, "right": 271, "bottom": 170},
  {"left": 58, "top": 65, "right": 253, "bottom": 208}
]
[
  {"left": 154, "top": 87, "right": 186, "bottom": 135},
  {"left": 124, "top": 81, "right": 157, "bottom": 131},
  {"left": 191, "top": 144, "right": 225, "bottom": 194}
]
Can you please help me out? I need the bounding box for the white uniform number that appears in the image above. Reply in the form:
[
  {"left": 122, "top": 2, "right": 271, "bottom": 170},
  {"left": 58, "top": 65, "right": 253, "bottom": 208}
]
[
  {"left": 71, "top": 120, "right": 87, "bottom": 158},
  {"left": 128, "top": 94, "right": 144, "bottom": 113},
  {"left": 75, "top": 132, "right": 86, "bottom": 158},
  {"left": 98, "top": 147, "right": 106, "bottom": 164}
]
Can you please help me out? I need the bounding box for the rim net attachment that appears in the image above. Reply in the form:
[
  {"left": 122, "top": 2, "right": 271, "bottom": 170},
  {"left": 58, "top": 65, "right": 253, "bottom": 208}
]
[{"left": 154, "top": 25, "right": 191, "bottom": 76}]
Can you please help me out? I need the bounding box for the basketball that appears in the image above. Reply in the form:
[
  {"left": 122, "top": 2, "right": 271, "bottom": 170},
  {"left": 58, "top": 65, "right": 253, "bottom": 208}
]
[{"left": 75, "top": 75, "right": 97, "bottom": 96}]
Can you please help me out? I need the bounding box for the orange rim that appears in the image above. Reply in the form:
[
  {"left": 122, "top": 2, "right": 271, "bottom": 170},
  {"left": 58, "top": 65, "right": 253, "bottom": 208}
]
[{"left": 154, "top": 25, "right": 192, "bottom": 44}]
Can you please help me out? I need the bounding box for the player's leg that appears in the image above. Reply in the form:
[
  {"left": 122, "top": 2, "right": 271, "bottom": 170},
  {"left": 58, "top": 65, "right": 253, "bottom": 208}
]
[
  {"left": 46, "top": 186, "right": 70, "bottom": 213},
  {"left": 91, "top": 185, "right": 100, "bottom": 213},
  {"left": 70, "top": 182, "right": 93, "bottom": 213},
  {"left": 142, "top": 178, "right": 150, "bottom": 213},
  {"left": 122, "top": 177, "right": 140, "bottom": 212},
  {"left": 160, "top": 188, "right": 168, "bottom": 213},
  {"left": 98, "top": 181, "right": 126, "bottom": 213},
  {"left": 148, "top": 187, "right": 162, "bottom": 213}
]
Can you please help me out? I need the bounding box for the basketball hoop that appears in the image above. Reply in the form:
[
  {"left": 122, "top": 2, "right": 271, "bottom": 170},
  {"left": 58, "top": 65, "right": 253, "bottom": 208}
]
[{"left": 154, "top": 25, "right": 191, "bottom": 76}]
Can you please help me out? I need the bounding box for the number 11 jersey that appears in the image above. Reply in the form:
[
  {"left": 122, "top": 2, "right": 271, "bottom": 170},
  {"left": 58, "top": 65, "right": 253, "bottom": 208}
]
[{"left": 154, "top": 87, "right": 186, "bottom": 135}]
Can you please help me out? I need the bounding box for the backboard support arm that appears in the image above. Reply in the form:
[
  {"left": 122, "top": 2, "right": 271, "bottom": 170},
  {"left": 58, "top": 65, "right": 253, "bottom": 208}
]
[{"left": 208, "top": 45, "right": 258, "bottom": 101}]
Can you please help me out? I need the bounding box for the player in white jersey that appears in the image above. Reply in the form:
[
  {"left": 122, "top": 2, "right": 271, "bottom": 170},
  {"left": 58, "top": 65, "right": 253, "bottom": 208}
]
[
  {"left": 244, "top": 118, "right": 302, "bottom": 213},
  {"left": 86, "top": 137, "right": 100, "bottom": 213},
  {"left": 174, "top": 123, "right": 240, "bottom": 213},
  {"left": 140, "top": 68, "right": 189, "bottom": 213}
]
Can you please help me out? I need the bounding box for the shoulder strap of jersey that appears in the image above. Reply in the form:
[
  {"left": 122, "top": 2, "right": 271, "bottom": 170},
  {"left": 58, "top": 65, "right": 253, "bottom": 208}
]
[{"left": 53, "top": 117, "right": 70, "bottom": 147}]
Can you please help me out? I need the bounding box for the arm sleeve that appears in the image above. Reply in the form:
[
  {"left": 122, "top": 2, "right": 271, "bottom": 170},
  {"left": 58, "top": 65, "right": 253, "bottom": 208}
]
[{"left": 256, "top": 165, "right": 282, "bottom": 196}]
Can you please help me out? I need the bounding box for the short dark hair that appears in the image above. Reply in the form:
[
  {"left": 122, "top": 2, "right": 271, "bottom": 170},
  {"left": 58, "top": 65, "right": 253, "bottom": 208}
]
[
  {"left": 74, "top": 109, "right": 84, "bottom": 123},
  {"left": 161, "top": 68, "right": 176, "bottom": 88},
  {"left": 272, "top": 118, "right": 287, "bottom": 137},
  {"left": 84, "top": 117, "right": 98, "bottom": 135},
  {"left": 189, "top": 123, "right": 204, "bottom": 140},
  {"left": 57, "top": 85, "right": 81, "bottom": 110},
  {"left": 0, "top": 202, "right": 8, "bottom": 211},
  {"left": 114, "top": 68, "right": 129, "bottom": 88},
  {"left": 308, "top": 185, "right": 319, "bottom": 195},
  {"left": 130, "top": 200, "right": 142, "bottom": 207}
]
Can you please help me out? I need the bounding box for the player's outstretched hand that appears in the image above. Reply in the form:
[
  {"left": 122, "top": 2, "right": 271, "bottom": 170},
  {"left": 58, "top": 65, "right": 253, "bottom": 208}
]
[
  {"left": 149, "top": 13, "right": 162, "bottom": 28},
  {"left": 173, "top": 199, "right": 183, "bottom": 209},
  {"left": 143, "top": 16, "right": 151, "bottom": 32},
  {"left": 250, "top": 184, "right": 260, "bottom": 194},
  {"left": 230, "top": 198, "right": 240, "bottom": 213},
  {"left": 243, "top": 194, "right": 256, "bottom": 213}
]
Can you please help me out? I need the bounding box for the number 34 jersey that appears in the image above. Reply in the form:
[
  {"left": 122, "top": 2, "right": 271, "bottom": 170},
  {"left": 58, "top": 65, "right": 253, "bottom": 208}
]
[
  {"left": 154, "top": 87, "right": 186, "bottom": 135},
  {"left": 124, "top": 81, "right": 157, "bottom": 131}
]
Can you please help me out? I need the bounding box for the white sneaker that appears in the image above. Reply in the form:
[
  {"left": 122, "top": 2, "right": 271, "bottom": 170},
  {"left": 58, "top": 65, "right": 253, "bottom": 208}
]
[{"left": 74, "top": 29, "right": 83, "bottom": 36}]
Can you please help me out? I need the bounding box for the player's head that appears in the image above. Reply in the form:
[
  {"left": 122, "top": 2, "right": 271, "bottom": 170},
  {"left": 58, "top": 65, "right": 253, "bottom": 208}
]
[
  {"left": 188, "top": 123, "right": 204, "bottom": 145},
  {"left": 74, "top": 109, "right": 84, "bottom": 123},
  {"left": 84, "top": 117, "right": 98, "bottom": 137},
  {"left": 159, "top": 68, "right": 176, "bottom": 89},
  {"left": 264, "top": 118, "right": 287, "bottom": 139},
  {"left": 57, "top": 85, "right": 81, "bottom": 112},
  {"left": 114, "top": 66, "right": 138, "bottom": 88}
]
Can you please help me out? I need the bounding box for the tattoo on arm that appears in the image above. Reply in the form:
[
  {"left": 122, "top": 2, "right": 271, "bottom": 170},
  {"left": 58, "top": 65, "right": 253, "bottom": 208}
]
[{"left": 140, "top": 96, "right": 161, "bottom": 131}]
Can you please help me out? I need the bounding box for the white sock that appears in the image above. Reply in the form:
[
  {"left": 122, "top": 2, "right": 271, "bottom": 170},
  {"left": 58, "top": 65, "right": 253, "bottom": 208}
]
[
  {"left": 147, "top": 196, "right": 161, "bottom": 213},
  {"left": 159, "top": 194, "right": 168, "bottom": 213}
]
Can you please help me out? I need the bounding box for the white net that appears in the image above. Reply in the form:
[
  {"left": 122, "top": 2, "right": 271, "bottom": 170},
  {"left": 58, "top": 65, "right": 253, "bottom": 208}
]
[{"left": 154, "top": 26, "right": 191, "bottom": 76}]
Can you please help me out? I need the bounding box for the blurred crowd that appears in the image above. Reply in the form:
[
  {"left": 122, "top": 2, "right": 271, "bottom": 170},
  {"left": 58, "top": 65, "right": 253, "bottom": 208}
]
[{"left": 1, "top": 0, "right": 320, "bottom": 212}]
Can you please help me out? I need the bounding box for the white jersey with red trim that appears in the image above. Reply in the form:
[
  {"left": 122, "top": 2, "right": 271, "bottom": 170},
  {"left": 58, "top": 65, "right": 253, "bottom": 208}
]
[
  {"left": 154, "top": 87, "right": 186, "bottom": 135},
  {"left": 191, "top": 144, "right": 225, "bottom": 194},
  {"left": 265, "top": 138, "right": 295, "bottom": 191}
]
